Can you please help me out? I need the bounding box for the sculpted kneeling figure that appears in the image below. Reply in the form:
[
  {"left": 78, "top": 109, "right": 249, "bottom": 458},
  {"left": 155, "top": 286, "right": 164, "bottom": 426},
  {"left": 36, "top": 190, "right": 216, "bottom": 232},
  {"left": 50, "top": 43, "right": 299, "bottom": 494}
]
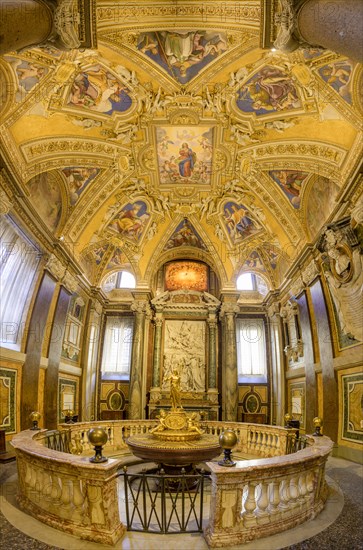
[{"left": 150, "top": 410, "right": 167, "bottom": 433}]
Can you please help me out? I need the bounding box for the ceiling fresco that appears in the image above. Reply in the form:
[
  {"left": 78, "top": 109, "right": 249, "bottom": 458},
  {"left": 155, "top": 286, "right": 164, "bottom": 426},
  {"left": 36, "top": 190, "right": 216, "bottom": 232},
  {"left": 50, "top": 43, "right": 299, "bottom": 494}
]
[{"left": 0, "top": 1, "right": 362, "bottom": 295}]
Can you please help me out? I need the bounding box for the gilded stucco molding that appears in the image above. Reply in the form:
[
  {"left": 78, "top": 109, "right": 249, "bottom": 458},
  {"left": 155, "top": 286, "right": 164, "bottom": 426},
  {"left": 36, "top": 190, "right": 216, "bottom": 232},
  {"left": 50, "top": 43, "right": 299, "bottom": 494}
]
[{"left": 96, "top": 2, "right": 261, "bottom": 29}]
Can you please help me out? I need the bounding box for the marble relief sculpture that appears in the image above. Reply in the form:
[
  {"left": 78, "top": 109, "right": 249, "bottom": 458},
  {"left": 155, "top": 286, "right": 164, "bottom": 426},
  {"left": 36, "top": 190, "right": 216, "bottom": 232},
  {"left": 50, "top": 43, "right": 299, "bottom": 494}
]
[
  {"left": 162, "top": 320, "right": 206, "bottom": 392},
  {"left": 323, "top": 227, "right": 363, "bottom": 342}
]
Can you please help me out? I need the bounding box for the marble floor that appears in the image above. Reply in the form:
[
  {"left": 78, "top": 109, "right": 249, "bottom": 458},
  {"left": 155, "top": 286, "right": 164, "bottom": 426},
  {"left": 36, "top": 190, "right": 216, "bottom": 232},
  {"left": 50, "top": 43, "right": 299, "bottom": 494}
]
[{"left": 0, "top": 457, "right": 362, "bottom": 550}]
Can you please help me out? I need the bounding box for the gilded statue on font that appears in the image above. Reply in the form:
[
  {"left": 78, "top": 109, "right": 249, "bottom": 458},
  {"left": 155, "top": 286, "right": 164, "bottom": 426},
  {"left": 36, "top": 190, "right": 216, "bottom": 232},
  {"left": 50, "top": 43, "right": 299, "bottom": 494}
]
[
  {"left": 150, "top": 365, "right": 205, "bottom": 441},
  {"left": 164, "top": 368, "right": 182, "bottom": 410}
]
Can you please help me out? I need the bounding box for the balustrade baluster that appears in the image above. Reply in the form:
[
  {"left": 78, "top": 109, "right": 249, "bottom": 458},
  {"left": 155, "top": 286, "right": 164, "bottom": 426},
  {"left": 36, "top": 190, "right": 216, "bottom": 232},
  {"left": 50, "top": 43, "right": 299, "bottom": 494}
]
[
  {"left": 278, "top": 478, "right": 291, "bottom": 514},
  {"left": 50, "top": 473, "right": 62, "bottom": 510},
  {"left": 256, "top": 481, "right": 270, "bottom": 524},
  {"left": 243, "top": 482, "right": 258, "bottom": 527},
  {"left": 298, "top": 471, "right": 308, "bottom": 506},
  {"left": 43, "top": 471, "right": 53, "bottom": 499},
  {"left": 289, "top": 474, "right": 299, "bottom": 510},
  {"left": 60, "top": 477, "right": 73, "bottom": 519},
  {"left": 72, "top": 479, "right": 85, "bottom": 522},
  {"left": 268, "top": 479, "right": 281, "bottom": 518},
  {"left": 306, "top": 470, "right": 315, "bottom": 504}
]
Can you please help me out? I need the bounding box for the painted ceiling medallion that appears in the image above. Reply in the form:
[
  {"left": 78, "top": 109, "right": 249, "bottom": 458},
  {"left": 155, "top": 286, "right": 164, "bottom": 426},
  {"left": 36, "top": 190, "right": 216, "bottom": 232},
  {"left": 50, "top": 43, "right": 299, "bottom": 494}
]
[
  {"left": 164, "top": 219, "right": 207, "bottom": 251},
  {"left": 269, "top": 170, "right": 310, "bottom": 209},
  {"left": 236, "top": 65, "right": 301, "bottom": 115},
  {"left": 222, "top": 202, "right": 262, "bottom": 244},
  {"left": 68, "top": 64, "right": 132, "bottom": 115},
  {"left": 137, "top": 30, "right": 229, "bottom": 84}
]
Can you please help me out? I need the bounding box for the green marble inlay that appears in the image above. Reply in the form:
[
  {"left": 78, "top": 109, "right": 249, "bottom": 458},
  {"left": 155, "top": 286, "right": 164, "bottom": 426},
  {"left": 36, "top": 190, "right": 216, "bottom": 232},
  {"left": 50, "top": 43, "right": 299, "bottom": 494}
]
[
  {"left": 0, "top": 367, "right": 17, "bottom": 433},
  {"left": 342, "top": 373, "right": 363, "bottom": 443}
]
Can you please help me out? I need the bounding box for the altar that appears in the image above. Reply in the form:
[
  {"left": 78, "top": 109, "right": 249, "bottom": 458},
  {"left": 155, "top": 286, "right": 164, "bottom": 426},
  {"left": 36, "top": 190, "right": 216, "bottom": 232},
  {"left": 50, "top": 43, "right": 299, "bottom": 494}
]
[{"left": 148, "top": 290, "right": 220, "bottom": 420}]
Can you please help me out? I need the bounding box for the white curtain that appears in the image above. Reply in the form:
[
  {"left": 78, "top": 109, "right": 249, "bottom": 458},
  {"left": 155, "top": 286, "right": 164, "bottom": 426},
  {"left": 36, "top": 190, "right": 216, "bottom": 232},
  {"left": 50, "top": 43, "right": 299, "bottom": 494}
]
[
  {"left": 0, "top": 217, "right": 40, "bottom": 347},
  {"left": 236, "top": 318, "right": 266, "bottom": 376},
  {"left": 101, "top": 316, "right": 133, "bottom": 373}
]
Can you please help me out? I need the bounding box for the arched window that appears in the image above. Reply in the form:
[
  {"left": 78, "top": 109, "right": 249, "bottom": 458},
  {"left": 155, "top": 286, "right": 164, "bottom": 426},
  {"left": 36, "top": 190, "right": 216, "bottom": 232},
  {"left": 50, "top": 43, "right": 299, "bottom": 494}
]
[
  {"left": 236, "top": 318, "right": 267, "bottom": 382},
  {"left": 0, "top": 217, "right": 40, "bottom": 349},
  {"left": 101, "top": 316, "right": 134, "bottom": 378},
  {"left": 237, "top": 272, "right": 269, "bottom": 296},
  {"left": 237, "top": 272, "right": 254, "bottom": 290},
  {"left": 102, "top": 270, "right": 136, "bottom": 292}
]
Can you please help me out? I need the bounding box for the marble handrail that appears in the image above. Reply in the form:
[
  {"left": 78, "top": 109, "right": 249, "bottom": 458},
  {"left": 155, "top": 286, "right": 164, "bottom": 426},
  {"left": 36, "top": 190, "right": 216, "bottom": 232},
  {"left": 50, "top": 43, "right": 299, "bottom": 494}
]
[
  {"left": 37, "top": 420, "right": 299, "bottom": 458},
  {"left": 11, "top": 429, "right": 125, "bottom": 545},
  {"left": 204, "top": 435, "right": 333, "bottom": 548},
  {"left": 11, "top": 422, "right": 332, "bottom": 547}
]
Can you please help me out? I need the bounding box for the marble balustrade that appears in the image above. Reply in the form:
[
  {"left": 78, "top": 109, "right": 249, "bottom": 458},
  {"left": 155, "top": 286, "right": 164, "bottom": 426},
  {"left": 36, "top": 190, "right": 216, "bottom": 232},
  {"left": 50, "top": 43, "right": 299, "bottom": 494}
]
[{"left": 11, "top": 422, "right": 332, "bottom": 547}]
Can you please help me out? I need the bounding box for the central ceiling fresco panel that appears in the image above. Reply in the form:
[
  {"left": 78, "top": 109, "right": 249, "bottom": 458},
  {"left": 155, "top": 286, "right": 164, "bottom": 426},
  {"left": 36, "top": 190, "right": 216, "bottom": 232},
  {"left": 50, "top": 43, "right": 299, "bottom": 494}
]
[{"left": 157, "top": 126, "right": 213, "bottom": 185}]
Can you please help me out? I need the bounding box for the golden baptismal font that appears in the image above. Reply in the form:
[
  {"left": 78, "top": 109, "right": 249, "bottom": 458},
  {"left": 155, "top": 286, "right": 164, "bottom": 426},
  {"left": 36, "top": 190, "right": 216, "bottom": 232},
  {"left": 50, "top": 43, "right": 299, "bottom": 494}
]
[{"left": 126, "top": 370, "right": 221, "bottom": 469}]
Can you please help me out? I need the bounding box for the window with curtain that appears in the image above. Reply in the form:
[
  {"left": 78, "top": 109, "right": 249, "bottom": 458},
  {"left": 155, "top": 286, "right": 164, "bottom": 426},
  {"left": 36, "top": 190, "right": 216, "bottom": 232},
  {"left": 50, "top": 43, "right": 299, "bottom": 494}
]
[
  {"left": 101, "top": 316, "right": 134, "bottom": 376},
  {"left": 0, "top": 216, "right": 40, "bottom": 349},
  {"left": 236, "top": 318, "right": 267, "bottom": 380}
]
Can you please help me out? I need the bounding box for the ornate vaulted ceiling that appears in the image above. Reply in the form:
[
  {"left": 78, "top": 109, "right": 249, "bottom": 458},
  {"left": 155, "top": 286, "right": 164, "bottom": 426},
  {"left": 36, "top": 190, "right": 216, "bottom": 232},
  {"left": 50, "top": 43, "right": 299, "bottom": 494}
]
[{"left": 0, "top": 1, "right": 362, "bottom": 294}]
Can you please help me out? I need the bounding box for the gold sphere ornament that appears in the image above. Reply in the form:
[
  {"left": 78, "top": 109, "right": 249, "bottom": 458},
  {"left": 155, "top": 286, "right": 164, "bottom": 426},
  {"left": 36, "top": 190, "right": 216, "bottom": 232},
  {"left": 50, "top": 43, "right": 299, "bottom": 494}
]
[
  {"left": 63, "top": 409, "right": 75, "bottom": 424},
  {"left": 313, "top": 417, "right": 323, "bottom": 436},
  {"left": 87, "top": 428, "right": 108, "bottom": 463},
  {"left": 219, "top": 429, "right": 238, "bottom": 450},
  {"left": 29, "top": 411, "right": 41, "bottom": 430},
  {"left": 218, "top": 429, "right": 237, "bottom": 467}
]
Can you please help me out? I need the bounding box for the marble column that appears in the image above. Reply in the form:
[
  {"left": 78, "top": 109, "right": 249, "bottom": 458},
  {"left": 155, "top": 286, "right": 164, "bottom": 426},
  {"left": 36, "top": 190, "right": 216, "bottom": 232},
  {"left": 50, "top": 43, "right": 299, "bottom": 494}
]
[
  {"left": 151, "top": 314, "right": 163, "bottom": 389},
  {"left": 220, "top": 301, "right": 239, "bottom": 421},
  {"left": 296, "top": 0, "right": 363, "bottom": 62},
  {"left": 0, "top": 0, "right": 97, "bottom": 55},
  {"left": 129, "top": 299, "right": 150, "bottom": 420},
  {"left": 207, "top": 315, "right": 219, "bottom": 407},
  {"left": 272, "top": 0, "right": 363, "bottom": 62}
]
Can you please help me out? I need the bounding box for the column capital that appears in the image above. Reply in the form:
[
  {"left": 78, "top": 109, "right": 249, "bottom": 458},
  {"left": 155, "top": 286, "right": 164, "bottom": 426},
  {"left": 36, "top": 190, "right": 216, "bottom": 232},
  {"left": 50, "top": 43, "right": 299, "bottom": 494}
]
[
  {"left": 273, "top": 0, "right": 300, "bottom": 51},
  {"left": 153, "top": 317, "right": 164, "bottom": 328},
  {"left": 45, "top": 254, "right": 66, "bottom": 281},
  {"left": 267, "top": 302, "right": 280, "bottom": 318},
  {"left": 131, "top": 299, "right": 152, "bottom": 317},
  {"left": 219, "top": 303, "right": 239, "bottom": 318},
  {"left": 43, "top": 0, "right": 97, "bottom": 50}
]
